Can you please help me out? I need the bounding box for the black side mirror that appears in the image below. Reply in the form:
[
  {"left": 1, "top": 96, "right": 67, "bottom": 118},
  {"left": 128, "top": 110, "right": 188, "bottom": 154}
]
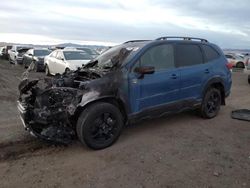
[{"left": 134, "top": 66, "right": 155, "bottom": 75}]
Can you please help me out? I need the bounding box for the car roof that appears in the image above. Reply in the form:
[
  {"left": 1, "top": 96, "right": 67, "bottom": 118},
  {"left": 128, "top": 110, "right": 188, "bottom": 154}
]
[{"left": 122, "top": 37, "right": 213, "bottom": 49}]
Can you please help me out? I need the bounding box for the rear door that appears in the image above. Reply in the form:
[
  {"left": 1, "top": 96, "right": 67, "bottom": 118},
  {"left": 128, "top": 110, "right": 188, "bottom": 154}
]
[
  {"left": 55, "top": 51, "right": 66, "bottom": 74},
  {"left": 129, "top": 44, "right": 181, "bottom": 114},
  {"left": 175, "top": 43, "right": 212, "bottom": 104}
]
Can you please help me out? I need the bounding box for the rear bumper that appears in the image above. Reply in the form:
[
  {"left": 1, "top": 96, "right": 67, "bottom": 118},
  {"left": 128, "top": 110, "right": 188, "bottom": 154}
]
[{"left": 16, "top": 58, "right": 23, "bottom": 64}]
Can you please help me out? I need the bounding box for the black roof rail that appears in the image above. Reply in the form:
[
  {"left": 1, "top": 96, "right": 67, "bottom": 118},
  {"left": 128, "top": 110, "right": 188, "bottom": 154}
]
[
  {"left": 156, "top": 36, "right": 208, "bottom": 42},
  {"left": 123, "top": 40, "right": 151, "bottom": 44}
]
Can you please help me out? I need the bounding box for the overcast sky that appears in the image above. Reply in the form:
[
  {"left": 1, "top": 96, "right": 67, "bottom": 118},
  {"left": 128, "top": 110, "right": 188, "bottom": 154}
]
[{"left": 0, "top": 0, "right": 249, "bottom": 48}]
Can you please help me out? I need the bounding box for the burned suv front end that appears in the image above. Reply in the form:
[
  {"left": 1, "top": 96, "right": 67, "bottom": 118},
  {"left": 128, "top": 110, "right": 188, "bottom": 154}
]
[
  {"left": 17, "top": 44, "right": 141, "bottom": 147},
  {"left": 17, "top": 69, "right": 104, "bottom": 144}
]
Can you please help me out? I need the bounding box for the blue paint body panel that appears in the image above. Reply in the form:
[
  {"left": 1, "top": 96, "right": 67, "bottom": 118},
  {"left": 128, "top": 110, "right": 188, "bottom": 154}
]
[{"left": 121, "top": 40, "right": 232, "bottom": 117}]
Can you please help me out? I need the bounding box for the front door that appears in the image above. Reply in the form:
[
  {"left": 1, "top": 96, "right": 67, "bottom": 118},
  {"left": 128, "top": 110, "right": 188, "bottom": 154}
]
[{"left": 129, "top": 44, "right": 180, "bottom": 114}]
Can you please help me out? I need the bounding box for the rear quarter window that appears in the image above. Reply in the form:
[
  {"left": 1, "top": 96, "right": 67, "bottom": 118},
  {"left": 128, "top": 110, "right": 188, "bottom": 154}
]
[
  {"left": 176, "top": 44, "right": 203, "bottom": 67},
  {"left": 202, "top": 44, "right": 220, "bottom": 62}
]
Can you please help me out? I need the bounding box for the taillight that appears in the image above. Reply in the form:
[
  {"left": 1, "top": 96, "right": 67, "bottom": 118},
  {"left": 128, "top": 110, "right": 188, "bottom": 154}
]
[{"left": 226, "top": 61, "right": 233, "bottom": 70}]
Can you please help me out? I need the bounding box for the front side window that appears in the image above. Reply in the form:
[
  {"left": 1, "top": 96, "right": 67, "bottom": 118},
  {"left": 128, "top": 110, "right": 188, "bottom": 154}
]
[
  {"left": 176, "top": 44, "right": 203, "bottom": 67},
  {"left": 140, "top": 44, "right": 175, "bottom": 71}
]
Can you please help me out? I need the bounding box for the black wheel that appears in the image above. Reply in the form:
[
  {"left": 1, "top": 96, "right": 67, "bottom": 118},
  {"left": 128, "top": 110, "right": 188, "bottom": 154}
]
[
  {"left": 248, "top": 75, "right": 250, "bottom": 84},
  {"left": 236, "top": 62, "right": 244, "bottom": 69},
  {"left": 76, "top": 102, "right": 124, "bottom": 150},
  {"left": 65, "top": 68, "right": 70, "bottom": 74},
  {"left": 200, "top": 88, "right": 221, "bottom": 119},
  {"left": 45, "top": 65, "right": 50, "bottom": 76}
]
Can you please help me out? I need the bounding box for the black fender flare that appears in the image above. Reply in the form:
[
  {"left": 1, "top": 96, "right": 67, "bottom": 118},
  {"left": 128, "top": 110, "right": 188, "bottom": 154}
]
[
  {"left": 74, "top": 95, "right": 129, "bottom": 122},
  {"left": 202, "top": 77, "right": 226, "bottom": 105}
]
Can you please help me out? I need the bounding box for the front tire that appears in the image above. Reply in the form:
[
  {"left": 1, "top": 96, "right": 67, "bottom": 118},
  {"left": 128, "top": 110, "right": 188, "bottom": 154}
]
[
  {"left": 76, "top": 102, "right": 124, "bottom": 150},
  {"left": 200, "top": 88, "right": 221, "bottom": 119}
]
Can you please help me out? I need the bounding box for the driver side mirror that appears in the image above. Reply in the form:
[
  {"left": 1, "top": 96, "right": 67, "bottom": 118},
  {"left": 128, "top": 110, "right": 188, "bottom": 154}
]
[{"left": 134, "top": 66, "right": 155, "bottom": 75}]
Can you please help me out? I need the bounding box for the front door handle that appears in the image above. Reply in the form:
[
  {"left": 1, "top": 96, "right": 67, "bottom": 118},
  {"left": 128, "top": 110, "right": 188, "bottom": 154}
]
[
  {"left": 204, "top": 69, "right": 210, "bottom": 74},
  {"left": 171, "top": 74, "right": 178, "bottom": 79}
]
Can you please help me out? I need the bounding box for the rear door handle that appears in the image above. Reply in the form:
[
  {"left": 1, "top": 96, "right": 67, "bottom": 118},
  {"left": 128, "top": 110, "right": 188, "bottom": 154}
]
[
  {"left": 204, "top": 69, "right": 210, "bottom": 74},
  {"left": 171, "top": 74, "right": 178, "bottom": 79}
]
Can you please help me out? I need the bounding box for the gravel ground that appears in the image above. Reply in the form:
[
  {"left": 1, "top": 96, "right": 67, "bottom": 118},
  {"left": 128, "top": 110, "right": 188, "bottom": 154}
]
[{"left": 0, "top": 59, "right": 250, "bottom": 188}]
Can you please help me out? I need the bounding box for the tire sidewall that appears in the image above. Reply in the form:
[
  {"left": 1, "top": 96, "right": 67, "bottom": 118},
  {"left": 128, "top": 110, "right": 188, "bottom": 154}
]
[
  {"left": 77, "top": 102, "right": 124, "bottom": 150},
  {"left": 201, "top": 88, "right": 221, "bottom": 118}
]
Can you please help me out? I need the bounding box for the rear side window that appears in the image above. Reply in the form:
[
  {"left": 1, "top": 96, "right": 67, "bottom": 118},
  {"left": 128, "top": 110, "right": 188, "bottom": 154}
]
[
  {"left": 140, "top": 44, "right": 175, "bottom": 71},
  {"left": 202, "top": 45, "right": 220, "bottom": 62},
  {"left": 176, "top": 44, "right": 203, "bottom": 67}
]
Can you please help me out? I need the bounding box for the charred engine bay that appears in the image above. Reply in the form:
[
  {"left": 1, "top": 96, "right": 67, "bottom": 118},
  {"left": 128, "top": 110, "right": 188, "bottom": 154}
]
[{"left": 18, "top": 68, "right": 104, "bottom": 144}]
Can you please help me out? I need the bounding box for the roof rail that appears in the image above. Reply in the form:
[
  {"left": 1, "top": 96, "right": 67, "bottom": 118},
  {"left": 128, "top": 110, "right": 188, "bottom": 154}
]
[
  {"left": 156, "top": 36, "right": 208, "bottom": 42},
  {"left": 123, "top": 40, "right": 151, "bottom": 44}
]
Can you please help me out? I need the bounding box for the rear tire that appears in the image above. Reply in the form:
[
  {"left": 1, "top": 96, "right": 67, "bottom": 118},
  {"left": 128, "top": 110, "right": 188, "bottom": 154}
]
[
  {"left": 45, "top": 65, "right": 50, "bottom": 76},
  {"left": 200, "top": 88, "right": 221, "bottom": 119},
  {"left": 236, "top": 62, "right": 244, "bottom": 69},
  {"left": 76, "top": 102, "right": 124, "bottom": 150}
]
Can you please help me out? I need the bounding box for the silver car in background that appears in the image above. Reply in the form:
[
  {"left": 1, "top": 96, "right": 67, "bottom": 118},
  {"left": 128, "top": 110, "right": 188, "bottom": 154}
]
[{"left": 44, "top": 49, "right": 92, "bottom": 75}]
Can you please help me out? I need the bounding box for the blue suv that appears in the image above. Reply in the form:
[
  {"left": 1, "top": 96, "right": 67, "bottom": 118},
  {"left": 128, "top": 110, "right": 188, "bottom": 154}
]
[{"left": 17, "top": 36, "right": 232, "bottom": 149}]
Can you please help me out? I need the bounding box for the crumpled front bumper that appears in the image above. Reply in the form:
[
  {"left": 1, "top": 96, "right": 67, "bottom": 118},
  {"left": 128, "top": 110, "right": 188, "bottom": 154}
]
[{"left": 17, "top": 100, "right": 37, "bottom": 138}]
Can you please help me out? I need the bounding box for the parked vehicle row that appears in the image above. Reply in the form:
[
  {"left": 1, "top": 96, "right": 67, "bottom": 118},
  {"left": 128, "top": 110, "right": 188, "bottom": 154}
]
[
  {"left": 8, "top": 45, "right": 31, "bottom": 64},
  {"left": 0, "top": 45, "right": 12, "bottom": 59},
  {"left": 0, "top": 44, "right": 100, "bottom": 74}
]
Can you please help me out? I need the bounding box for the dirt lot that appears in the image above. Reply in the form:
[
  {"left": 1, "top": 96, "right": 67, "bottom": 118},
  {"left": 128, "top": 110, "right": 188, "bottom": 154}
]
[{"left": 0, "top": 59, "right": 250, "bottom": 188}]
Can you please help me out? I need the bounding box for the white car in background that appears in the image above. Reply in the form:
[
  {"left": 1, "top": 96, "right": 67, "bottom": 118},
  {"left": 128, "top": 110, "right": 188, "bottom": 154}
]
[
  {"left": 225, "top": 53, "right": 246, "bottom": 68},
  {"left": 44, "top": 49, "right": 92, "bottom": 75},
  {"left": 0, "top": 46, "right": 4, "bottom": 57}
]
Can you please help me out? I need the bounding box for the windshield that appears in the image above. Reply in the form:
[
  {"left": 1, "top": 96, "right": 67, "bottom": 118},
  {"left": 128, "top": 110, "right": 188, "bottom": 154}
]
[
  {"left": 77, "top": 48, "right": 99, "bottom": 55},
  {"left": 96, "top": 46, "right": 124, "bottom": 69},
  {"left": 63, "top": 51, "right": 92, "bottom": 60},
  {"left": 34, "top": 50, "right": 51, "bottom": 56}
]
